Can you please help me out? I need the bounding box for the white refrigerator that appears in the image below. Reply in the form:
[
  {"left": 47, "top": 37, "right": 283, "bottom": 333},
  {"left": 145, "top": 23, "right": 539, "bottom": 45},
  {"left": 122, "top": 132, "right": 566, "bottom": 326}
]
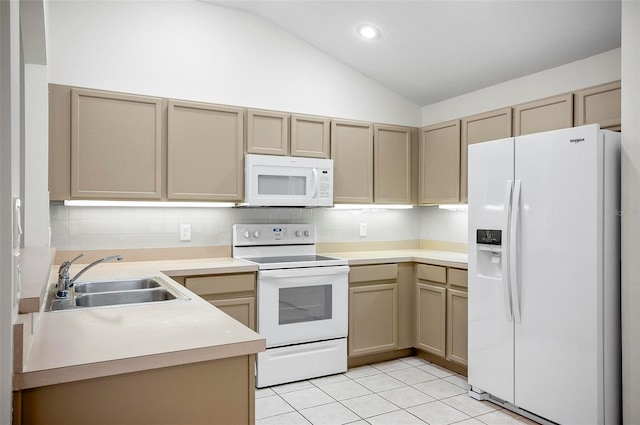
[{"left": 467, "top": 124, "right": 620, "bottom": 424}]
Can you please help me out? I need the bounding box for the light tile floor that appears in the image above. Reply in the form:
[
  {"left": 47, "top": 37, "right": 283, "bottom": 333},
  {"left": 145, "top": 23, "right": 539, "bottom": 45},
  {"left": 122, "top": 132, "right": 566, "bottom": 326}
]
[{"left": 255, "top": 357, "right": 537, "bottom": 425}]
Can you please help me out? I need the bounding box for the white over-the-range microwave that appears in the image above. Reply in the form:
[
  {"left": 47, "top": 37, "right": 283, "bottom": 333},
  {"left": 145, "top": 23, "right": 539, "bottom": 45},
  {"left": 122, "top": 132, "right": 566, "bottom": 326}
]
[{"left": 242, "top": 154, "right": 334, "bottom": 207}]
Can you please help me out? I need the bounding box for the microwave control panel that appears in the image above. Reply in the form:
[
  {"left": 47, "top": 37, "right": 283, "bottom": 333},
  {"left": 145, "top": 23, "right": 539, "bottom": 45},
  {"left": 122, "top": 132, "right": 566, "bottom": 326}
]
[{"left": 318, "top": 167, "right": 332, "bottom": 199}]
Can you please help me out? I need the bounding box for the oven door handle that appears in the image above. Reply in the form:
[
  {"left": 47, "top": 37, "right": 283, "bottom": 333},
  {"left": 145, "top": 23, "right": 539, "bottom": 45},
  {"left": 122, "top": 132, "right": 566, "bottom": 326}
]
[{"left": 259, "top": 265, "right": 350, "bottom": 279}]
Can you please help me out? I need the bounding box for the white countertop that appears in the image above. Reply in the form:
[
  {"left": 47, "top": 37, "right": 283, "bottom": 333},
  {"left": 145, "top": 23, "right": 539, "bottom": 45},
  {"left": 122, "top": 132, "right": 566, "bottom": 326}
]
[
  {"left": 14, "top": 249, "right": 467, "bottom": 391},
  {"left": 14, "top": 257, "right": 264, "bottom": 390}
]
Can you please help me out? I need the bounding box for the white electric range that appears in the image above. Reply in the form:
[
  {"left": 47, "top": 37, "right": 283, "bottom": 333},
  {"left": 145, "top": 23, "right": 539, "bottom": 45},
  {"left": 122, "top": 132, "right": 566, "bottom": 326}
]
[{"left": 232, "top": 224, "right": 349, "bottom": 388}]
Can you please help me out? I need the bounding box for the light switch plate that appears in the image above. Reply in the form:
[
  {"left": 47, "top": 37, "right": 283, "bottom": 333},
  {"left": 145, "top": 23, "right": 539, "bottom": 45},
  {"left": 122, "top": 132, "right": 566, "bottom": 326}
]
[
  {"left": 359, "top": 222, "right": 367, "bottom": 237},
  {"left": 180, "top": 224, "right": 191, "bottom": 241}
]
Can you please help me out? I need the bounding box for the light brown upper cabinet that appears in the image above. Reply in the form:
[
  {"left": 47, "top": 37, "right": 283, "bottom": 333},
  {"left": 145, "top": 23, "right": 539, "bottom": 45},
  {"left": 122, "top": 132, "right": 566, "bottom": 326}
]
[
  {"left": 513, "top": 93, "right": 573, "bottom": 136},
  {"left": 290, "top": 114, "right": 331, "bottom": 158},
  {"left": 70, "top": 88, "right": 162, "bottom": 199},
  {"left": 167, "top": 100, "right": 244, "bottom": 201},
  {"left": 574, "top": 80, "right": 621, "bottom": 131},
  {"left": 419, "top": 120, "right": 461, "bottom": 205},
  {"left": 460, "top": 108, "right": 512, "bottom": 202},
  {"left": 374, "top": 124, "right": 413, "bottom": 204},
  {"left": 331, "top": 119, "right": 374, "bottom": 203},
  {"left": 245, "top": 109, "right": 289, "bottom": 155}
]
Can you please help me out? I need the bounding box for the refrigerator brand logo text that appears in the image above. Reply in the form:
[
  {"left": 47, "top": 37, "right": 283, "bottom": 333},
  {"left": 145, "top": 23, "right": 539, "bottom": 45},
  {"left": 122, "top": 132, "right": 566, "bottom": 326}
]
[{"left": 570, "top": 138, "right": 585, "bottom": 144}]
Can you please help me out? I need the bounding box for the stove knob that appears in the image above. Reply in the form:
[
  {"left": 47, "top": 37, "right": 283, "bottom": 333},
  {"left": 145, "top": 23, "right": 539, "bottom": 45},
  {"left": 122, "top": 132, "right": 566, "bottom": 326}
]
[
  {"left": 295, "top": 231, "right": 302, "bottom": 237},
  {"left": 253, "top": 230, "right": 260, "bottom": 238},
  {"left": 304, "top": 230, "right": 310, "bottom": 237},
  {"left": 243, "top": 230, "right": 250, "bottom": 239}
]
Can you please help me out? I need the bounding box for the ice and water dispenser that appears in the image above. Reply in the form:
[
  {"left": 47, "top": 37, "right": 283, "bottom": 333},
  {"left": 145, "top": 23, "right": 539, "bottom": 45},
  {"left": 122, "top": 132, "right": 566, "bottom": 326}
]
[{"left": 476, "top": 229, "right": 503, "bottom": 278}]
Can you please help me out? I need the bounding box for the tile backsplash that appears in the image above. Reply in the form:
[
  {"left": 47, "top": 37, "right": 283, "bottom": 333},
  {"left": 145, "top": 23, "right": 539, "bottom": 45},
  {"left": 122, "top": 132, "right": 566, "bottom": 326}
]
[
  {"left": 420, "top": 206, "right": 469, "bottom": 244},
  {"left": 49, "top": 204, "right": 467, "bottom": 251}
]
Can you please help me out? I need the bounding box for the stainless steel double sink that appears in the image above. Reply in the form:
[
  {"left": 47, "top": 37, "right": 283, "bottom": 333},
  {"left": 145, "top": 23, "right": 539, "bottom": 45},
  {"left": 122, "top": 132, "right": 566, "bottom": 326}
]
[{"left": 47, "top": 277, "right": 189, "bottom": 311}]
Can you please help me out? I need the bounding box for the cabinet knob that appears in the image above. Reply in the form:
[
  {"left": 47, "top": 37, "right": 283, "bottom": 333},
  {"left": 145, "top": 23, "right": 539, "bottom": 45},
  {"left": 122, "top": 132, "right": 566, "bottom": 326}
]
[{"left": 253, "top": 230, "right": 261, "bottom": 238}]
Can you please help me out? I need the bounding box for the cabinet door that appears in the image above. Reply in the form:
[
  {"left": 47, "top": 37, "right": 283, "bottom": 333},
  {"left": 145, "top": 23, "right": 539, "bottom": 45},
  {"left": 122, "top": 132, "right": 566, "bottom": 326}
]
[
  {"left": 446, "top": 289, "right": 468, "bottom": 366},
  {"left": 210, "top": 297, "right": 256, "bottom": 330},
  {"left": 71, "top": 88, "right": 162, "bottom": 199},
  {"left": 416, "top": 282, "right": 446, "bottom": 357},
  {"left": 574, "top": 81, "right": 621, "bottom": 131},
  {"left": 513, "top": 93, "right": 573, "bottom": 136},
  {"left": 246, "top": 109, "right": 289, "bottom": 156},
  {"left": 418, "top": 120, "right": 461, "bottom": 205},
  {"left": 290, "top": 114, "right": 330, "bottom": 158},
  {"left": 460, "top": 108, "right": 512, "bottom": 202},
  {"left": 374, "top": 124, "right": 412, "bottom": 204},
  {"left": 167, "top": 100, "right": 244, "bottom": 201},
  {"left": 331, "top": 120, "right": 374, "bottom": 203},
  {"left": 397, "top": 263, "right": 416, "bottom": 350},
  {"left": 348, "top": 283, "right": 397, "bottom": 356}
]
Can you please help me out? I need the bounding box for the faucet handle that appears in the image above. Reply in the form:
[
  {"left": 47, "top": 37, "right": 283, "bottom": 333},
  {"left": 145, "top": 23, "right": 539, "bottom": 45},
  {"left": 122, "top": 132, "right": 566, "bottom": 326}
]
[{"left": 58, "top": 253, "right": 85, "bottom": 277}]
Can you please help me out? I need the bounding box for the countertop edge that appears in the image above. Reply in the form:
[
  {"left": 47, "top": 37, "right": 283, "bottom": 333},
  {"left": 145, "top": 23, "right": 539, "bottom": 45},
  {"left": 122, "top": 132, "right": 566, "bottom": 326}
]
[
  {"left": 19, "top": 247, "right": 56, "bottom": 314},
  {"left": 326, "top": 250, "right": 468, "bottom": 269},
  {"left": 14, "top": 338, "right": 265, "bottom": 390}
]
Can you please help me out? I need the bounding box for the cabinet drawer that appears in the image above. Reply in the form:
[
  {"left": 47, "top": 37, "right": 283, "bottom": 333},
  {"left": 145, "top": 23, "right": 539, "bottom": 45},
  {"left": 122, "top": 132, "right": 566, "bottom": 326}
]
[
  {"left": 185, "top": 273, "right": 255, "bottom": 296},
  {"left": 448, "top": 268, "right": 468, "bottom": 289},
  {"left": 416, "top": 264, "right": 446, "bottom": 284},
  {"left": 349, "top": 264, "right": 398, "bottom": 284}
]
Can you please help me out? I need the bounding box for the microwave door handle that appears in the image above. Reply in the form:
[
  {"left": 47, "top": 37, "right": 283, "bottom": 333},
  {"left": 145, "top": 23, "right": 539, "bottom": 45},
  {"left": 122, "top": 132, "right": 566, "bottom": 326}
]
[{"left": 311, "top": 169, "right": 318, "bottom": 199}]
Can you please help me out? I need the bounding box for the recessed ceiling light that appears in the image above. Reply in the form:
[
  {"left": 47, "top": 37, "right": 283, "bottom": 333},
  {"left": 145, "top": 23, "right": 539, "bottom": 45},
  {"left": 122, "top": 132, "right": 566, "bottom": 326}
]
[{"left": 356, "top": 24, "right": 381, "bottom": 40}]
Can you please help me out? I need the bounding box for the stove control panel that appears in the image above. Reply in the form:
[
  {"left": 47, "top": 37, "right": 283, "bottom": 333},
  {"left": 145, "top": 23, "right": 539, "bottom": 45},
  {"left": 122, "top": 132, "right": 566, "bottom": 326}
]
[{"left": 233, "top": 224, "right": 316, "bottom": 246}]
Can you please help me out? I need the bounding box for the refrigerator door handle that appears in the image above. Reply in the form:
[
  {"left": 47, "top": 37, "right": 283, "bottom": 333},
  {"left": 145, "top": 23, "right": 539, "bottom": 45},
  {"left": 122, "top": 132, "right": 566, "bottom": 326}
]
[
  {"left": 503, "top": 179, "right": 514, "bottom": 322},
  {"left": 510, "top": 179, "right": 522, "bottom": 324}
]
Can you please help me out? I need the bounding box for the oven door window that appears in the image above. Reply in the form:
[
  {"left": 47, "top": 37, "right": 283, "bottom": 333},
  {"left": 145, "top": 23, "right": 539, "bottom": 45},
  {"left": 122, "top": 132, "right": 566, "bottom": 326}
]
[{"left": 279, "top": 285, "right": 332, "bottom": 325}]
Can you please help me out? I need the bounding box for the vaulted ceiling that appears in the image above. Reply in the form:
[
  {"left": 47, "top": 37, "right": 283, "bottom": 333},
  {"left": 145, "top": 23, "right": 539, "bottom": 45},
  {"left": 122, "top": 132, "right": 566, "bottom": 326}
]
[{"left": 207, "top": 1, "right": 621, "bottom": 106}]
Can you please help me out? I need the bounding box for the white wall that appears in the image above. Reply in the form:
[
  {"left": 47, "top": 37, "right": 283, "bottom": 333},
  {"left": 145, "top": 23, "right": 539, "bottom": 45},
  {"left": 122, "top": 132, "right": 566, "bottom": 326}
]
[
  {"left": 23, "top": 64, "right": 50, "bottom": 247},
  {"left": 49, "top": 205, "right": 421, "bottom": 250},
  {"left": 46, "top": 0, "right": 420, "bottom": 127},
  {"left": 621, "top": 3, "right": 640, "bottom": 423},
  {"left": 421, "top": 49, "right": 621, "bottom": 126},
  {"left": 0, "top": 0, "right": 22, "bottom": 422}
]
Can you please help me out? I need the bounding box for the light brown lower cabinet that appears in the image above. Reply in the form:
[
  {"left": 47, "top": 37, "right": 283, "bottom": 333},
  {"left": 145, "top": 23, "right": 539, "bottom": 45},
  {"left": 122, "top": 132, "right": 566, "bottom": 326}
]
[
  {"left": 14, "top": 355, "right": 255, "bottom": 425},
  {"left": 415, "top": 264, "right": 468, "bottom": 366},
  {"left": 446, "top": 288, "right": 468, "bottom": 366},
  {"left": 179, "top": 273, "right": 257, "bottom": 330},
  {"left": 416, "top": 282, "right": 447, "bottom": 357},
  {"left": 210, "top": 297, "right": 256, "bottom": 330},
  {"left": 349, "top": 283, "right": 398, "bottom": 357},
  {"left": 348, "top": 264, "right": 398, "bottom": 357}
]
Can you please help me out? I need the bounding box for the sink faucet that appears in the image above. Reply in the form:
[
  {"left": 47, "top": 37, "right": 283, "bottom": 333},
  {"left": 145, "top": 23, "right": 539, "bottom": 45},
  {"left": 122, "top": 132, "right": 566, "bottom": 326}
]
[{"left": 56, "top": 254, "right": 123, "bottom": 299}]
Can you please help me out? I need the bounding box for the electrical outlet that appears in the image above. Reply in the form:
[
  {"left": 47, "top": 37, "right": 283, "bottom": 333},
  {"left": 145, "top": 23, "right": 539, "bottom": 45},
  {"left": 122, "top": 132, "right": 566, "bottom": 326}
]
[
  {"left": 180, "top": 224, "right": 191, "bottom": 241},
  {"left": 359, "top": 222, "right": 367, "bottom": 237}
]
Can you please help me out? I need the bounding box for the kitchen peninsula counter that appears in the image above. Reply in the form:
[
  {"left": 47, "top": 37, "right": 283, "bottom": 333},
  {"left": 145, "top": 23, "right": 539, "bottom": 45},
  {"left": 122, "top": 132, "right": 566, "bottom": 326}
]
[{"left": 14, "top": 257, "right": 263, "bottom": 392}]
